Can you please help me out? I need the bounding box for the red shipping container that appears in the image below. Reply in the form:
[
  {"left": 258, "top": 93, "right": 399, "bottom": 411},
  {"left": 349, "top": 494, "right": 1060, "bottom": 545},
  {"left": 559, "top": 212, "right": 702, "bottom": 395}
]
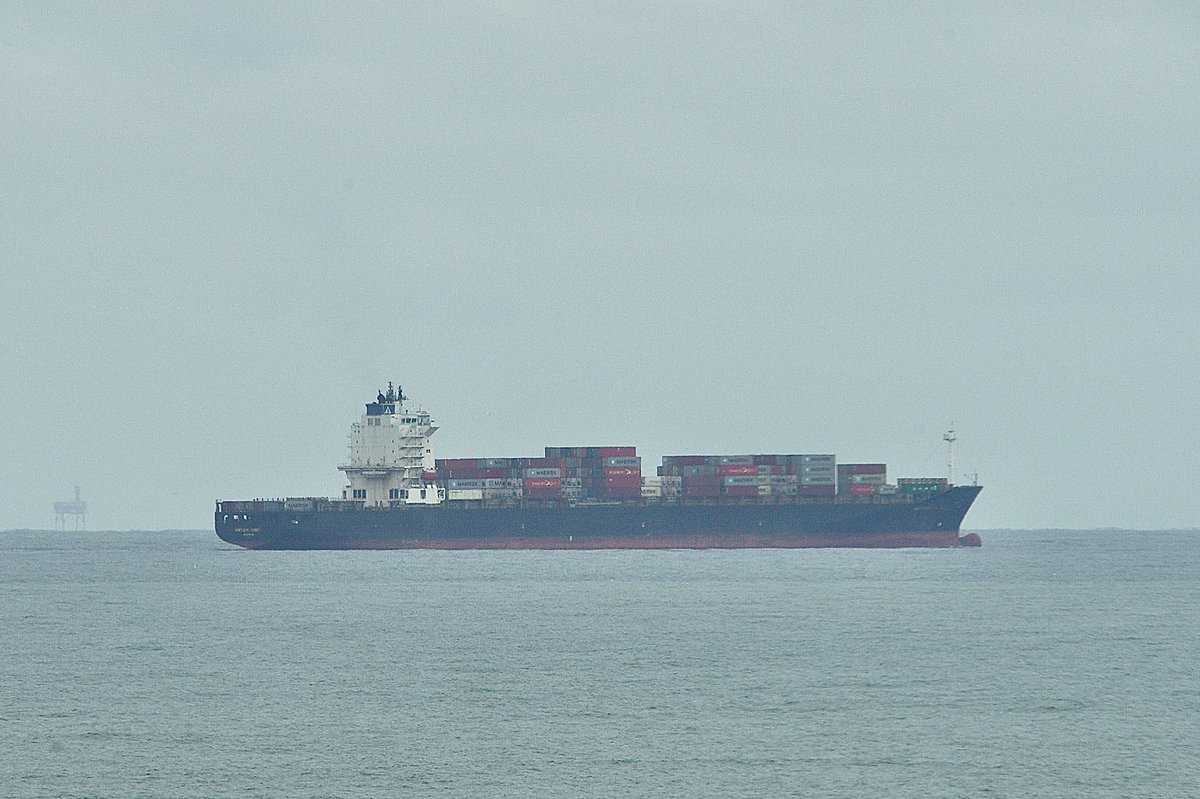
[
  {"left": 526, "top": 457, "right": 570, "bottom": 468},
  {"left": 850, "top": 484, "right": 877, "bottom": 496},
  {"left": 439, "top": 458, "right": 480, "bottom": 470},
  {"left": 664, "top": 455, "right": 708, "bottom": 466},
  {"left": 421, "top": 471, "right": 438, "bottom": 483},
  {"left": 599, "top": 446, "right": 636, "bottom": 457},
  {"left": 722, "top": 485, "right": 760, "bottom": 497},
  {"left": 839, "top": 463, "right": 887, "bottom": 477},
  {"left": 720, "top": 464, "right": 758, "bottom": 476},
  {"left": 604, "top": 476, "right": 642, "bottom": 489},
  {"left": 445, "top": 468, "right": 483, "bottom": 479},
  {"left": 524, "top": 478, "right": 561, "bottom": 490},
  {"left": 605, "top": 467, "right": 642, "bottom": 478},
  {"left": 684, "top": 485, "right": 721, "bottom": 497}
]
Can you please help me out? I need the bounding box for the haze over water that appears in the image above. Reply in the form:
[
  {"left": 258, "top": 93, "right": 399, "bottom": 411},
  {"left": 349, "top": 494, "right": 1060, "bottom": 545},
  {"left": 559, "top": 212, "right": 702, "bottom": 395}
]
[
  {"left": 3, "top": 529, "right": 1196, "bottom": 797},
  {"left": 5, "top": 5, "right": 1200, "bottom": 531}
]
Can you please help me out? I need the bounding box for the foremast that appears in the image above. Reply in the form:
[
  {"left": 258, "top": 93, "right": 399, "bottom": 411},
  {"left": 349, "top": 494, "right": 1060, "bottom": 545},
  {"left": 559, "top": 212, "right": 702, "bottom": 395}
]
[{"left": 338, "top": 382, "right": 444, "bottom": 506}]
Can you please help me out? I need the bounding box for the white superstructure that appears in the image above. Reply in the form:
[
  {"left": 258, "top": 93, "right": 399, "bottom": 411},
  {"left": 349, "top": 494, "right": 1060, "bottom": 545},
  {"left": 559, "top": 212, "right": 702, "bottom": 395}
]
[{"left": 339, "top": 383, "right": 444, "bottom": 506}]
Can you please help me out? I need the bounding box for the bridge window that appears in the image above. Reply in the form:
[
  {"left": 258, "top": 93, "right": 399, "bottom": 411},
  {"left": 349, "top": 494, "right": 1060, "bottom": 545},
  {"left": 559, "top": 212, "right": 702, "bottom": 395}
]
[{"left": 389, "top": 488, "right": 399, "bottom": 499}]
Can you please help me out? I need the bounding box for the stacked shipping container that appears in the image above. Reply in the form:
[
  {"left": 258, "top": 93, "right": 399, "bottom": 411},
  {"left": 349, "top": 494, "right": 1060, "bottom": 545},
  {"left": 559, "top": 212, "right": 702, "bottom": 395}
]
[
  {"left": 898, "top": 477, "right": 949, "bottom": 499},
  {"left": 435, "top": 446, "right": 641, "bottom": 502},
  {"left": 435, "top": 449, "right": 947, "bottom": 505},
  {"left": 659, "top": 454, "right": 838, "bottom": 499},
  {"left": 837, "top": 463, "right": 887, "bottom": 496}
]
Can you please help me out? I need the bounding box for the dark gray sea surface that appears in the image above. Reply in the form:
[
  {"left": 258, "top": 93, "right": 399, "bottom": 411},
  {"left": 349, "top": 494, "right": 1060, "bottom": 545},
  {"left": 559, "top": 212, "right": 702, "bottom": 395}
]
[{"left": 1, "top": 529, "right": 1196, "bottom": 798}]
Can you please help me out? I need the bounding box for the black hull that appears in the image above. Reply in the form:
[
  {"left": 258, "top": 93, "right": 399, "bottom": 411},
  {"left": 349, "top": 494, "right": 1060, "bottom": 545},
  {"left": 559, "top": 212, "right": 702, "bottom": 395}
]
[{"left": 215, "top": 486, "right": 982, "bottom": 550}]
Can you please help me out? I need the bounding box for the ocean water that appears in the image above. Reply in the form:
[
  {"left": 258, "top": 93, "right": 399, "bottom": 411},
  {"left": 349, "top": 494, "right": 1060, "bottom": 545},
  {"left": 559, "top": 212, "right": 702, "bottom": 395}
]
[{"left": 1, "top": 529, "right": 1196, "bottom": 798}]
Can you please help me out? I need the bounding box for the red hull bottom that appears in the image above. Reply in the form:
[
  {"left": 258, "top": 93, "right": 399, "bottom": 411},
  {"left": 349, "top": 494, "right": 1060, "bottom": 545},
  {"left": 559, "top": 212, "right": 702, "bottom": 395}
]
[{"left": 311, "top": 532, "right": 981, "bottom": 551}]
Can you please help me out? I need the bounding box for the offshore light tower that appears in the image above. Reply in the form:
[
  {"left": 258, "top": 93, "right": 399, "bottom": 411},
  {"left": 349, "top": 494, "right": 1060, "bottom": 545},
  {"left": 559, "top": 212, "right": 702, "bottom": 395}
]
[{"left": 54, "top": 485, "right": 88, "bottom": 531}]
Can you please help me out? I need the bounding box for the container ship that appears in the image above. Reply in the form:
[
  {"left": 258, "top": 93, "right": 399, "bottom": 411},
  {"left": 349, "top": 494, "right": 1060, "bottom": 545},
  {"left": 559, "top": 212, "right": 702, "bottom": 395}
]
[{"left": 215, "top": 384, "right": 982, "bottom": 550}]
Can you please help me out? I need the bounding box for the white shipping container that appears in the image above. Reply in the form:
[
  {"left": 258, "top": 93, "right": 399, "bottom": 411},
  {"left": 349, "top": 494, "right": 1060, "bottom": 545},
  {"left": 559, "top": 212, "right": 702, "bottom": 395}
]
[
  {"left": 448, "top": 489, "right": 484, "bottom": 500},
  {"left": 641, "top": 486, "right": 663, "bottom": 497},
  {"left": 877, "top": 484, "right": 898, "bottom": 495},
  {"left": 484, "top": 488, "right": 522, "bottom": 499}
]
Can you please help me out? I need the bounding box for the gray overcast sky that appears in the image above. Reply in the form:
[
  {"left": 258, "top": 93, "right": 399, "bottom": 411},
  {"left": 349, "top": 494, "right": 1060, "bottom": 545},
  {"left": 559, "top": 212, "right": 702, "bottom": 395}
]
[{"left": 3, "top": 3, "right": 1197, "bottom": 530}]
